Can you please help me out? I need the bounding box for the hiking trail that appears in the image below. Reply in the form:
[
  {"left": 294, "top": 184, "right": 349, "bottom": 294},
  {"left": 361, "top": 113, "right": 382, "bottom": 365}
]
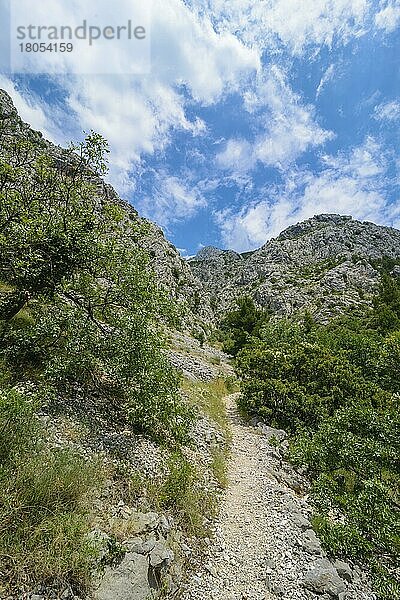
[{"left": 179, "top": 393, "right": 375, "bottom": 600}]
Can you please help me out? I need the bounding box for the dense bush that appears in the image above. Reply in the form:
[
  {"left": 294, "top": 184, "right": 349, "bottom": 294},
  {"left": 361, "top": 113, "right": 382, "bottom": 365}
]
[
  {"left": 232, "top": 275, "right": 400, "bottom": 598},
  {"left": 220, "top": 296, "right": 269, "bottom": 356}
]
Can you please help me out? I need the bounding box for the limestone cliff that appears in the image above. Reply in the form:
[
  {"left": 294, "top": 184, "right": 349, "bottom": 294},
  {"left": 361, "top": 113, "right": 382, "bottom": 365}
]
[{"left": 189, "top": 214, "right": 400, "bottom": 320}]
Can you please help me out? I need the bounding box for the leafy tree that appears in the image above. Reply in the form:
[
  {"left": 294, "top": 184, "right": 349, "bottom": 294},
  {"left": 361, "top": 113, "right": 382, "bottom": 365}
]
[
  {"left": 372, "top": 273, "right": 400, "bottom": 333},
  {"left": 220, "top": 296, "right": 269, "bottom": 356},
  {"left": 0, "top": 131, "right": 189, "bottom": 443}
]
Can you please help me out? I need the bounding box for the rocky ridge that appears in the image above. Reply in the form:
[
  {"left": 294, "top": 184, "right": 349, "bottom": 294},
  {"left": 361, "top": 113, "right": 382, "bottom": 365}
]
[
  {"left": 3, "top": 89, "right": 400, "bottom": 329},
  {"left": 190, "top": 214, "right": 400, "bottom": 321}
]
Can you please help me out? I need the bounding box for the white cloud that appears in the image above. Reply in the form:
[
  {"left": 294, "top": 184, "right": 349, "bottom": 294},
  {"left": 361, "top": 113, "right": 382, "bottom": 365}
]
[
  {"left": 217, "top": 138, "right": 254, "bottom": 172},
  {"left": 217, "top": 67, "right": 333, "bottom": 173},
  {"left": 316, "top": 64, "right": 335, "bottom": 98},
  {"left": 2, "top": 0, "right": 259, "bottom": 195},
  {"left": 65, "top": 75, "right": 204, "bottom": 192},
  {"left": 257, "top": 67, "right": 336, "bottom": 160},
  {"left": 9, "top": 0, "right": 151, "bottom": 76},
  {"left": 375, "top": 1, "right": 400, "bottom": 33},
  {"left": 215, "top": 198, "right": 296, "bottom": 251},
  {"left": 0, "top": 75, "right": 67, "bottom": 144},
  {"left": 191, "top": 0, "right": 370, "bottom": 55},
  {"left": 216, "top": 138, "right": 396, "bottom": 251},
  {"left": 321, "top": 137, "right": 387, "bottom": 178},
  {"left": 140, "top": 174, "right": 207, "bottom": 227},
  {"left": 374, "top": 100, "right": 400, "bottom": 121},
  {"left": 151, "top": 0, "right": 259, "bottom": 104},
  {"left": 1, "top": 0, "right": 397, "bottom": 236}
]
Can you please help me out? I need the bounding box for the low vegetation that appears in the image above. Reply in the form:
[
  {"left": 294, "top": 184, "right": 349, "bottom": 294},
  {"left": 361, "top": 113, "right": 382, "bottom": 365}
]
[
  {"left": 183, "top": 378, "right": 230, "bottom": 433},
  {"left": 0, "top": 388, "right": 100, "bottom": 595},
  {"left": 0, "top": 131, "right": 192, "bottom": 593},
  {"left": 219, "top": 296, "right": 269, "bottom": 356},
  {"left": 223, "top": 281, "right": 400, "bottom": 599},
  {"left": 183, "top": 378, "right": 232, "bottom": 488},
  {"left": 127, "top": 379, "right": 232, "bottom": 537}
]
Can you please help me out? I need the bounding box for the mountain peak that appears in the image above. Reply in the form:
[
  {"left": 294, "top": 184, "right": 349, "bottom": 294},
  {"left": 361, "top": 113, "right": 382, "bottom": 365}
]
[
  {"left": 0, "top": 89, "right": 19, "bottom": 120},
  {"left": 275, "top": 214, "right": 353, "bottom": 242},
  {"left": 190, "top": 214, "right": 400, "bottom": 320},
  {"left": 192, "top": 246, "right": 240, "bottom": 261}
]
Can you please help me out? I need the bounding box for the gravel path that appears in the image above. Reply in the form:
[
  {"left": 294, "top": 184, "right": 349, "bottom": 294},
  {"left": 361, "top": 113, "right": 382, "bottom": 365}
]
[{"left": 179, "top": 394, "right": 375, "bottom": 600}]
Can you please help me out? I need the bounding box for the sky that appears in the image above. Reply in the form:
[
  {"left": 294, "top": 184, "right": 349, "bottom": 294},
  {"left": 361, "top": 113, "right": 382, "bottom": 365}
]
[{"left": 1, "top": 0, "right": 400, "bottom": 255}]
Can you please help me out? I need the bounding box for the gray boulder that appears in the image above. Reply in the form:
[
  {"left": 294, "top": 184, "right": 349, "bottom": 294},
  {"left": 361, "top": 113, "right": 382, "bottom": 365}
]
[
  {"left": 333, "top": 559, "right": 353, "bottom": 582},
  {"left": 292, "top": 512, "right": 311, "bottom": 531},
  {"left": 258, "top": 424, "right": 287, "bottom": 442},
  {"left": 94, "top": 552, "right": 151, "bottom": 600},
  {"left": 132, "top": 512, "right": 160, "bottom": 534},
  {"left": 301, "top": 529, "right": 323, "bottom": 555},
  {"left": 391, "top": 265, "right": 400, "bottom": 277},
  {"left": 149, "top": 541, "right": 175, "bottom": 568},
  {"left": 303, "top": 559, "right": 346, "bottom": 597}
]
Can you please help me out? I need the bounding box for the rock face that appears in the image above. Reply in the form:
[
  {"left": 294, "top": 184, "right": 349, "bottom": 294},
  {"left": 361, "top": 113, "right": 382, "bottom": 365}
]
[
  {"left": 90, "top": 509, "right": 177, "bottom": 600},
  {"left": 190, "top": 214, "right": 400, "bottom": 321},
  {"left": 0, "top": 88, "right": 212, "bottom": 330}
]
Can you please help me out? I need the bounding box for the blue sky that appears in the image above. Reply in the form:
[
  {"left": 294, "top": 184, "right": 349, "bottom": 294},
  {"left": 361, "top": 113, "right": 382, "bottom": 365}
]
[{"left": 1, "top": 0, "right": 400, "bottom": 255}]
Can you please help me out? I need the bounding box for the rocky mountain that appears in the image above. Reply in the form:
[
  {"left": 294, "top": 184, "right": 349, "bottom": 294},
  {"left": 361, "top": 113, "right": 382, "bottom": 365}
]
[
  {"left": 3, "top": 89, "right": 400, "bottom": 328},
  {"left": 189, "top": 214, "right": 400, "bottom": 321},
  {"left": 0, "top": 89, "right": 212, "bottom": 330}
]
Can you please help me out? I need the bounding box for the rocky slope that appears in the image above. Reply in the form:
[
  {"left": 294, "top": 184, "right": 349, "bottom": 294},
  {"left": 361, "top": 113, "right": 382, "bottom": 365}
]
[
  {"left": 18, "top": 334, "right": 232, "bottom": 600},
  {"left": 1, "top": 89, "right": 393, "bottom": 600},
  {"left": 189, "top": 214, "right": 400, "bottom": 321},
  {"left": 0, "top": 89, "right": 212, "bottom": 330}
]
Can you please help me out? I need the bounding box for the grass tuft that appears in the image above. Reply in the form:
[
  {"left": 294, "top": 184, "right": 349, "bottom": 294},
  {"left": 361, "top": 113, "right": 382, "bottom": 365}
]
[{"left": 0, "top": 388, "right": 102, "bottom": 596}]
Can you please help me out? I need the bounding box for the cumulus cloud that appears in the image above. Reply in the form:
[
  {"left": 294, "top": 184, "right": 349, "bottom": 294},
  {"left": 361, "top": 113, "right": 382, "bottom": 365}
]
[
  {"left": 216, "top": 137, "right": 396, "bottom": 252},
  {"left": 150, "top": 0, "right": 259, "bottom": 104},
  {"left": 2, "top": 0, "right": 398, "bottom": 238},
  {"left": 2, "top": 0, "right": 259, "bottom": 195},
  {"left": 217, "top": 138, "right": 254, "bottom": 173},
  {"left": 140, "top": 174, "right": 207, "bottom": 227},
  {"left": 321, "top": 137, "right": 387, "bottom": 178},
  {"left": 190, "top": 0, "right": 370, "bottom": 54},
  {"left": 215, "top": 198, "right": 295, "bottom": 251},
  {"left": 9, "top": 0, "right": 151, "bottom": 76},
  {"left": 0, "top": 75, "right": 67, "bottom": 144}
]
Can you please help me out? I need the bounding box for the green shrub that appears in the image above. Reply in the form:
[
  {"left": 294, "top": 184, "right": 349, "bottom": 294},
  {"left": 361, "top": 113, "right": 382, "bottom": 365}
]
[
  {"left": 0, "top": 133, "right": 190, "bottom": 445},
  {"left": 157, "top": 453, "right": 216, "bottom": 536},
  {"left": 220, "top": 296, "right": 270, "bottom": 356},
  {"left": 232, "top": 274, "right": 400, "bottom": 596}
]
